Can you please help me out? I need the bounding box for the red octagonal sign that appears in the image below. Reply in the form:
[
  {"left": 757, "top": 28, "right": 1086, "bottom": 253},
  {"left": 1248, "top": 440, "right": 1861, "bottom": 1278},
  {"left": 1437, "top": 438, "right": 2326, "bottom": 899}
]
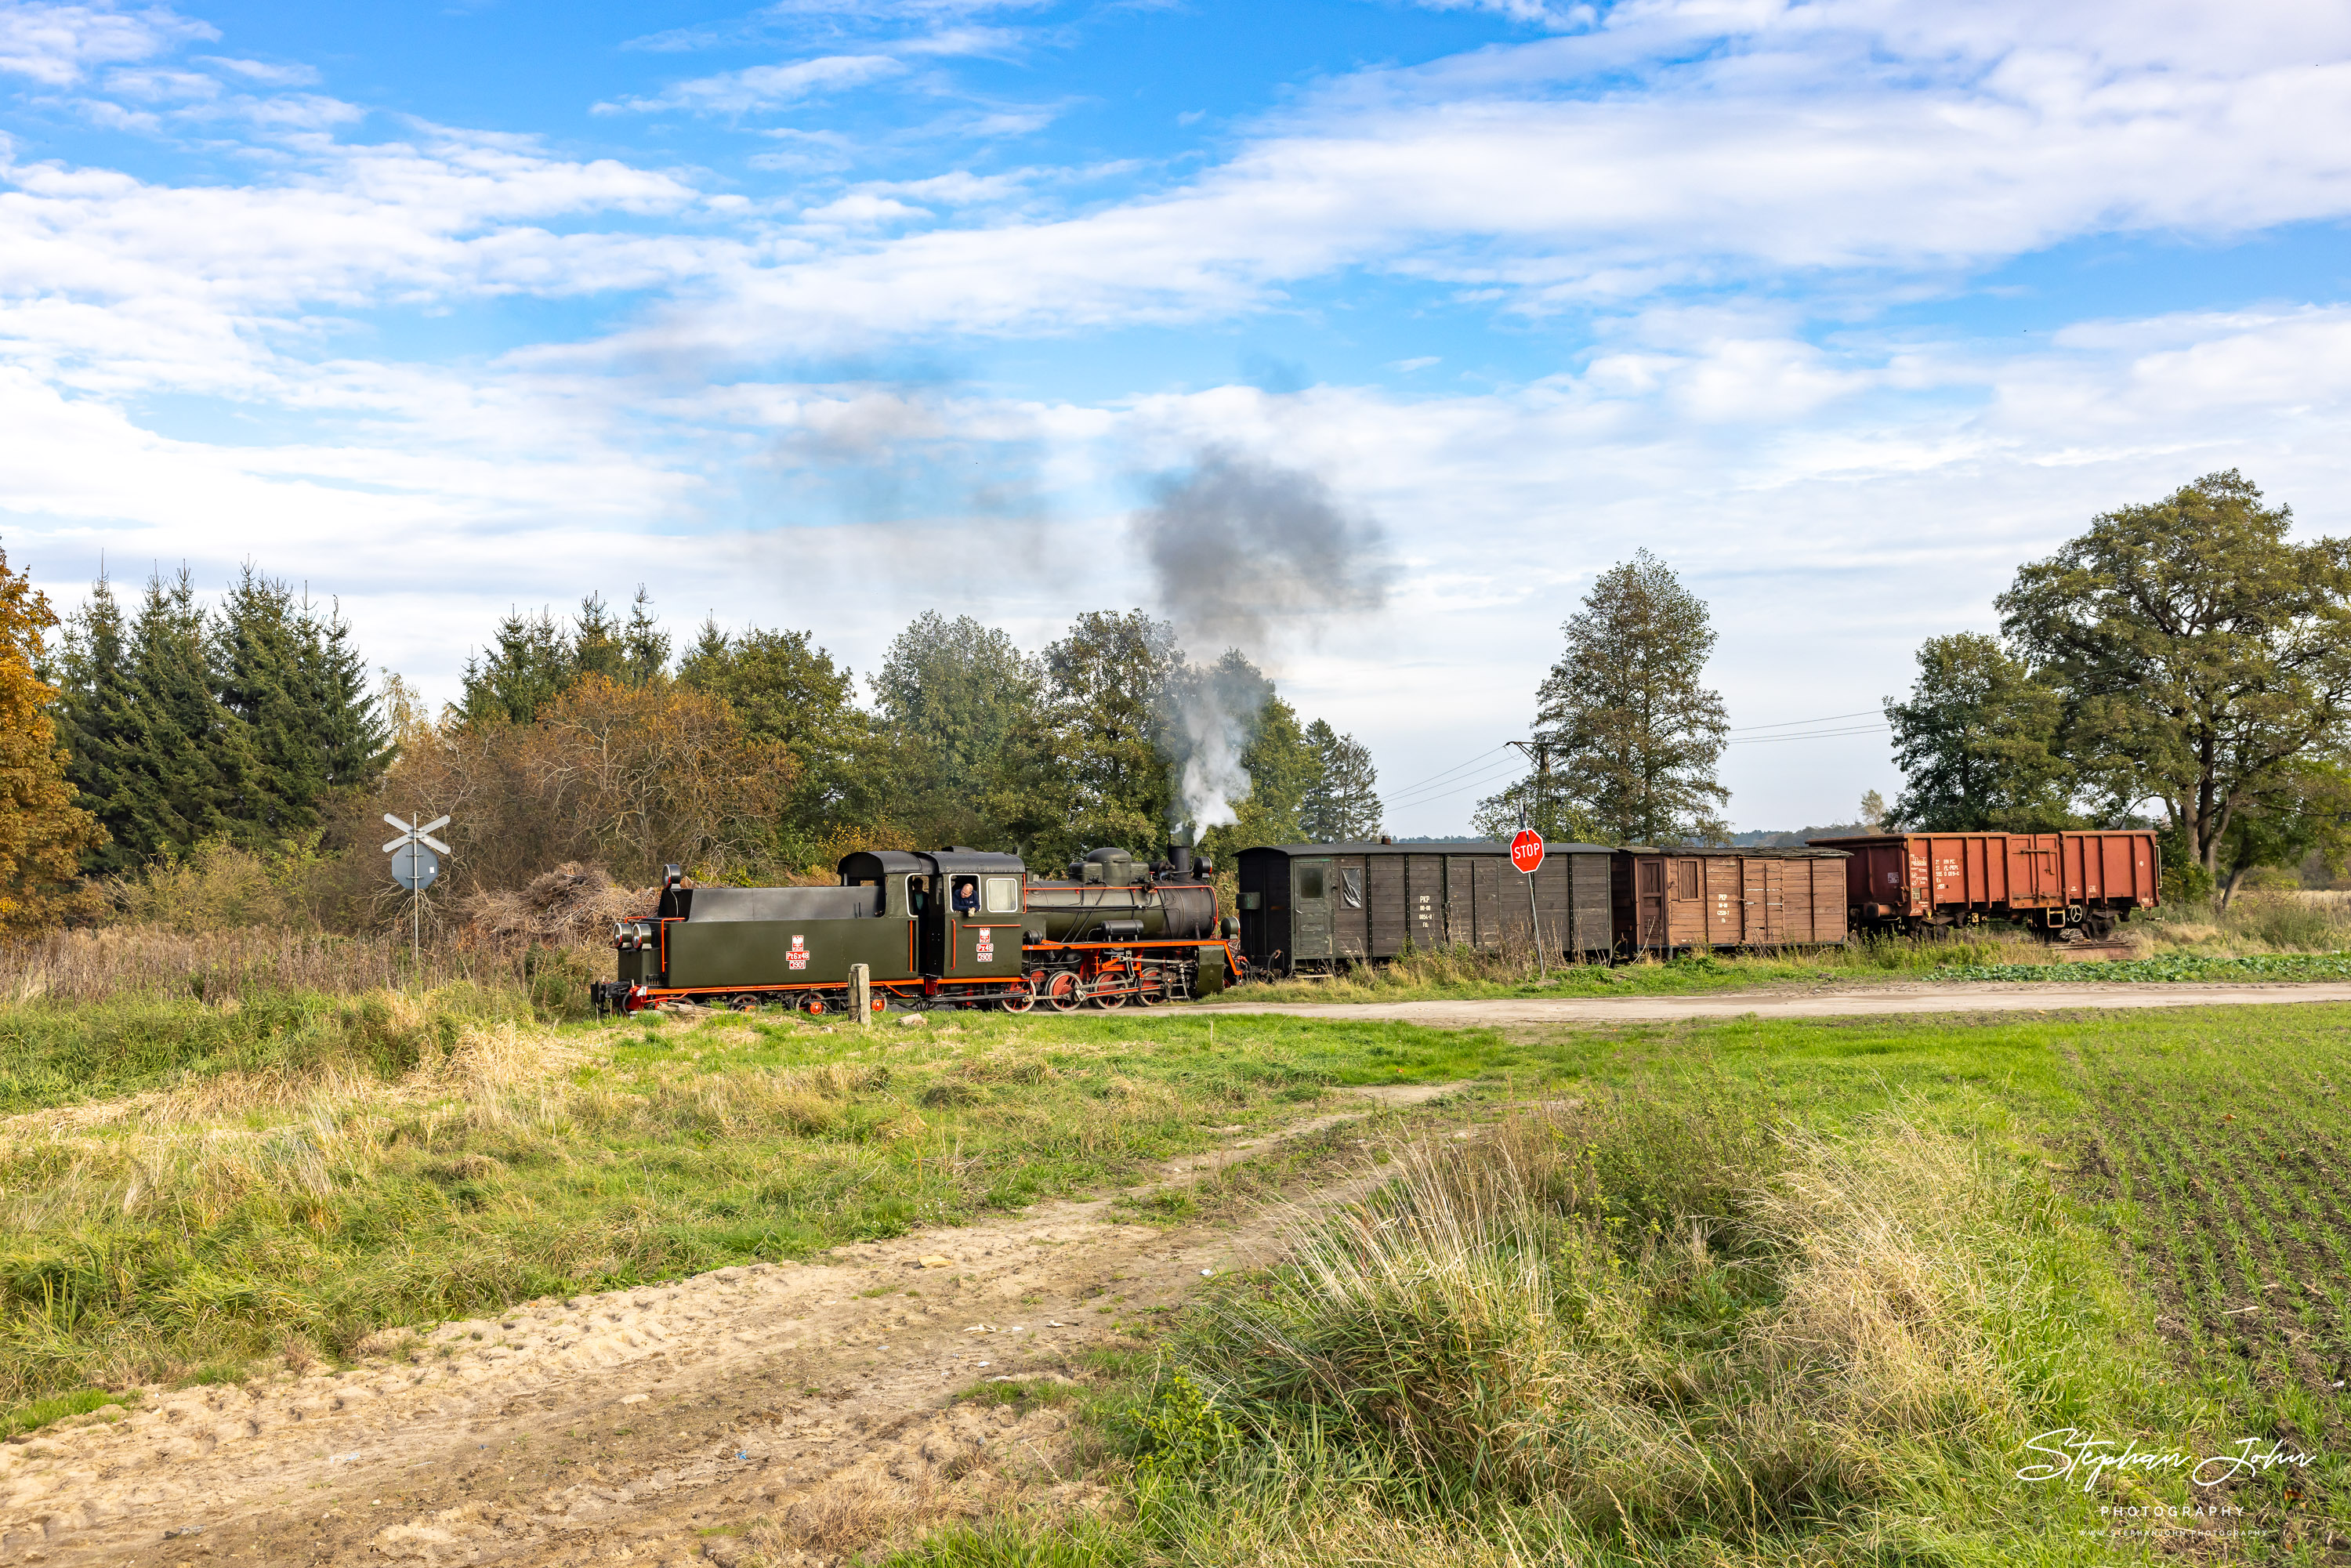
[{"left": 1509, "top": 828, "right": 1545, "bottom": 875}]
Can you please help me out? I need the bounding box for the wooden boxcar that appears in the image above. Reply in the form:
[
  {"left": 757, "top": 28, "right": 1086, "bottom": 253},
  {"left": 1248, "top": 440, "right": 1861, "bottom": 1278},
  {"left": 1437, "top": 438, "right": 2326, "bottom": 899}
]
[
  {"left": 1611, "top": 846, "right": 1851, "bottom": 956},
  {"left": 1237, "top": 840, "right": 1615, "bottom": 975},
  {"left": 1806, "top": 831, "right": 2159, "bottom": 937}
]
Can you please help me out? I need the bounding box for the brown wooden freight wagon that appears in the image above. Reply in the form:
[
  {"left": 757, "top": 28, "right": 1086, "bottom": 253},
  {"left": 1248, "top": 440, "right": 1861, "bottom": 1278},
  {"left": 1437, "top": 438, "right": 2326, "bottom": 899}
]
[
  {"left": 1236, "top": 841, "right": 1614, "bottom": 976},
  {"left": 1610, "top": 846, "right": 1852, "bottom": 956},
  {"left": 1806, "top": 831, "right": 2159, "bottom": 938}
]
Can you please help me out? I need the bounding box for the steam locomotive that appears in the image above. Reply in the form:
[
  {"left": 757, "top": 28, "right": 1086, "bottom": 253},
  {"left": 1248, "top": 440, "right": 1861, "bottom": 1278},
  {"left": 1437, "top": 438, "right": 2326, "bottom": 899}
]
[{"left": 590, "top": 838, "right": 1239, "bottom": 1016}]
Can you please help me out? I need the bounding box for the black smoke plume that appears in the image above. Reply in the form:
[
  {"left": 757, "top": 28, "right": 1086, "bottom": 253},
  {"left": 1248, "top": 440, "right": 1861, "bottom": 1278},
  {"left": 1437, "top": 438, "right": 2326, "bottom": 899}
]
[{"left": 1130, "top": 448, "right": 1393, "bottom": 827}]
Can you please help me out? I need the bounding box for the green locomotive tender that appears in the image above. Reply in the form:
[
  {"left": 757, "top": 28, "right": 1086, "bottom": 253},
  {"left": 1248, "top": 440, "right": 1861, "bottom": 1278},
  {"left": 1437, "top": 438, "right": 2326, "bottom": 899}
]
[{"left": 593, "top": 842, "right": 1240, "bottom": 1016}]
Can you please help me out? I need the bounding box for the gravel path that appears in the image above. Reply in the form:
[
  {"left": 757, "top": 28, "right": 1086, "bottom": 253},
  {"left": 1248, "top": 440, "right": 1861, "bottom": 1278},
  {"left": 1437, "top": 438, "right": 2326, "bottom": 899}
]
[{"left": 1197, "top": 981, "right": 2351, "bottom": 1027}]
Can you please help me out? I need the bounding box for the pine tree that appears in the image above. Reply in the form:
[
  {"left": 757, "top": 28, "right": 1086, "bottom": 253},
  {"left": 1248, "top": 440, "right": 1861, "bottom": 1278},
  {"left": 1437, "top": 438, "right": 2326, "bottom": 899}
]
[
  {"left": 0, "top": 545, "right": 104, "bottom": 921},
  {"left": 1535, "top": 550, "right": 1730, "bottom": 845},
  {"left": 111, "top": 570, "right": 248, "bottom": 864},
  {"left": 621, "top": 587, "right": 669, "bottom": 685},
  {"left": 52, "top": 569, "right": 136, "bottom": 871},
  {"left": 1299, "top": 719, "right": 1382, "bottom": 842},
  {"left": 212, "top": 565, "right": 321, "bottom": 842},
  {"left": 458, "top": 608, "right": 573, "bottom": 725},
  {"left": 571, "top": 592, "right": 625, "bottom": 685},
  {"left": 302, "top": 595, "right": 391, "bottom": 791}
]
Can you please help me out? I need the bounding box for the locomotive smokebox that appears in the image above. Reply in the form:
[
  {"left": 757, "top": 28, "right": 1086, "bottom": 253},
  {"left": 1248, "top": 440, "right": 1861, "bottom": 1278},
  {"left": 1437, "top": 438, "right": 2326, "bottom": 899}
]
[{"left": 1168, "top": 822, "right": 1194, "bottom": 878}]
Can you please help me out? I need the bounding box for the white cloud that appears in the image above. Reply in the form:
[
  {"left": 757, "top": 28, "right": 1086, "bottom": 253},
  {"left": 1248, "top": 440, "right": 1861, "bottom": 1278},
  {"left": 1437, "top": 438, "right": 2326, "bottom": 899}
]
[
  {"left": 596, "top": 53, "right": 904, "bottom": 115},
  {"left": 565, "top": 0, "right": 2351, "bottom": 357},
  {"left": 0, "top": 0, "right": 211, "bottom": 86}
]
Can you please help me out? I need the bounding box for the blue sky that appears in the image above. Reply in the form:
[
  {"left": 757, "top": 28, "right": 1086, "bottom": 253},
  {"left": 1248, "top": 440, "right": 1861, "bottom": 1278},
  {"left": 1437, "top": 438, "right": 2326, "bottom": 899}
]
[{"left": 4, "top": 0, "right": 2349, "bottom": 833}]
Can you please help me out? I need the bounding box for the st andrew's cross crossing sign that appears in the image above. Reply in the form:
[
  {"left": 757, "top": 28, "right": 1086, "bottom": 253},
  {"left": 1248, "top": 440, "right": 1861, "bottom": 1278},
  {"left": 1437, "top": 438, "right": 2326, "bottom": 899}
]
[
  {"left": 1509, "top": 828, "right": 1545, "bottom": 875},
  {"left": 383, "top": 814, "right": 451, "bottom": 889}
]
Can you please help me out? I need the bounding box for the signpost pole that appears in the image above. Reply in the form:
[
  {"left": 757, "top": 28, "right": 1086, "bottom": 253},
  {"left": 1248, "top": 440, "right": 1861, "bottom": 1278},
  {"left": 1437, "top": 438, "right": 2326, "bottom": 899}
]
[
  {"left": 383, "top": 813, "right": 452, "bottom": 991},
  {"left": 1512, "top": 817, "right": 1547, "bottom": 981}
]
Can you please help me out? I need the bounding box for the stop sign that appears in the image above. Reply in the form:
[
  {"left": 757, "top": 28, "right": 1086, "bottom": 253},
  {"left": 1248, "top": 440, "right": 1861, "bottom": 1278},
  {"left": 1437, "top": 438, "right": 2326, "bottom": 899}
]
[{"left": 1509, "top": 828, "right": 1545, "bottom": 875}]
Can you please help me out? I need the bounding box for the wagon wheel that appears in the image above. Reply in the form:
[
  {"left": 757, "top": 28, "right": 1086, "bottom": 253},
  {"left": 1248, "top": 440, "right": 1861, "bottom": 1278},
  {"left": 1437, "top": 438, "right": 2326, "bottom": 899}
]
[
  {"left": 729, "top": 994, "right": 763, "bottom": 1012},
  {"left": 1043, "top": 971, "right": 1082, "bottom": 1013},
  {"left": 999, "top": 976, "right": 1037, "bottom": 1015},
  {"left": 1133, "top": 968, "right": 1168, "bottom": 1006}
]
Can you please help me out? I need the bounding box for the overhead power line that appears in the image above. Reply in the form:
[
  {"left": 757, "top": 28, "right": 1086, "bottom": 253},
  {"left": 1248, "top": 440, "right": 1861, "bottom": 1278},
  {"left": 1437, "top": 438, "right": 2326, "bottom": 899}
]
[
  {"left": 1383, "top": 757, "right": 1526, "bottom": 810},
  {"left": 1726, "top": 723, "right": 1890, "bottom": 745},
  {"left": 1727, "top": 709, "right": 1882, "bottom": 733},
  {"left": 1378, "top": 744, "right": 1515, "bottom": 800}
]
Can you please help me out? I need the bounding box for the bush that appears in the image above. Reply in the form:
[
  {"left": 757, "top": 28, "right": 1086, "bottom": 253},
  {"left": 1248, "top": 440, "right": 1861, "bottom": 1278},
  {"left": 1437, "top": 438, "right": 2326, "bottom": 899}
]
[{"left": 2222, "top": 894, "right": 2351, "bottom": 952}]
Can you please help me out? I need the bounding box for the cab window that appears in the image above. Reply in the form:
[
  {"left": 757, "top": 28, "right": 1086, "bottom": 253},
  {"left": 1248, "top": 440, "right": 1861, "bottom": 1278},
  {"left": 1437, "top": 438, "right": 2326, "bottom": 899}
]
[{"left": 984, "top": 876, "right": 1020, "bottom": 913}]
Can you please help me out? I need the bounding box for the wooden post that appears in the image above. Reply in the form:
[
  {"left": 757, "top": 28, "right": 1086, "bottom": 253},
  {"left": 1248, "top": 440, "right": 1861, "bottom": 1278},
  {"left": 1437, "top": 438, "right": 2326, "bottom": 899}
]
[{"left": 849, "top": 963, "right": 871, "bottom": 1025}]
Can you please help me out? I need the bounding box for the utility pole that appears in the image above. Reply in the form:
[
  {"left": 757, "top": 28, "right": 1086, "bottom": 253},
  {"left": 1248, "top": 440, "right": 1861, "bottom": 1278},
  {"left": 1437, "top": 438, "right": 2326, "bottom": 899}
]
[{"left": 1505, "top": 738, "right": 1553, "bottom": 836}]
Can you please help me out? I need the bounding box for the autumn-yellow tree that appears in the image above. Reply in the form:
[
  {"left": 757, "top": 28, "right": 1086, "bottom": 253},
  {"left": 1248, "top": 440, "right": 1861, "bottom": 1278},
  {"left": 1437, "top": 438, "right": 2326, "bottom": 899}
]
[{"left": 0, "top": 547, "right": 103, "bottom": 925}]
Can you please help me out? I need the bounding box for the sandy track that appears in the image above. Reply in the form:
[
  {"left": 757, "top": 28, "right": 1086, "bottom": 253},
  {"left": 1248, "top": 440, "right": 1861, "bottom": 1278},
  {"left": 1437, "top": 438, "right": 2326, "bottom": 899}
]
[
  {"left": 0, "top": 1086, "right": 1463, "bottom": 1568},
  {"left": 1197, "top": 980, "right": 2351, "bottom": 1027}
]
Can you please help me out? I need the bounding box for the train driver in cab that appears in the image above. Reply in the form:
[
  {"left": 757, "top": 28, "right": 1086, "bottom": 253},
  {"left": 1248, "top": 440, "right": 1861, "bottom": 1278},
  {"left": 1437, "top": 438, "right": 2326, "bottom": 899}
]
[{"left": 951, "top": 877, "right": 980, "bottom": 915}]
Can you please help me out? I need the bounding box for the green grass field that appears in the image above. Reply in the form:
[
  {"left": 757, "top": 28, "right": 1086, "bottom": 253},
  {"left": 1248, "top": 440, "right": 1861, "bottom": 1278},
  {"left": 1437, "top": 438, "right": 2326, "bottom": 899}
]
[{"left": 5, "top": 984, "right": 2349, "bottom": 1563}]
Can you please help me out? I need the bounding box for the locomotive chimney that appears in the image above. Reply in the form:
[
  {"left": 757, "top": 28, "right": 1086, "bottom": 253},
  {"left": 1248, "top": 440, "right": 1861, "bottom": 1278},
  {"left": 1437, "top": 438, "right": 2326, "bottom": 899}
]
[{"left": 1168, "top": 822, "right": 1195, "bottom": 878}]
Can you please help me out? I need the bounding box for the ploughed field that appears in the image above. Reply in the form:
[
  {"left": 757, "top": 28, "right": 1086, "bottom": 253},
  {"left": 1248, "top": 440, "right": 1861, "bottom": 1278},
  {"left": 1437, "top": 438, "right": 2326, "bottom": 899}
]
[
  {"left": 2075, "top": 1028, "right": 2351, "bottom": 1446},
  {"left": 3, "top": 990, "right": 2350, "bottom": 1565}
]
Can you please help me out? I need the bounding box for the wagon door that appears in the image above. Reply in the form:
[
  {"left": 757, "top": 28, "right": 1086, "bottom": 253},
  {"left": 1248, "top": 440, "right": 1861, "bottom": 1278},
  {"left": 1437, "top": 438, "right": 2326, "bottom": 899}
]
[
  {"left": 1368, "top": 855, "right": 1407, "bottom": 957},
  {"left": 1291, "top": 859, "right": 1334, "bottom": 963},
  {"left": 1334, "top": 857, "right": 1369, "bottom": 959},
  {"left": 1406, "top": 854, "right": 1443, "bottom": 949},
  {"left": 2009, "top": 835, "right": 2059, "bottom": 908},
  {"left": 1704, "top": 858, "right": 1740, "bottom": 947},
  {"left": 1743, "top": 858, "right": 1785, "bottom": 943},
  {"left": 1636, "top": 857, "right": 1668, "bottom": 951}
]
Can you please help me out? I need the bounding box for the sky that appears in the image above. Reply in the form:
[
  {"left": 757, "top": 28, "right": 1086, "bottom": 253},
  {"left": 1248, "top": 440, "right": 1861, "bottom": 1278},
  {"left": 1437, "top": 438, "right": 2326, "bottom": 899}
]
[{"left": 3, "top": 0, "right": 2349, "bottom": 835}]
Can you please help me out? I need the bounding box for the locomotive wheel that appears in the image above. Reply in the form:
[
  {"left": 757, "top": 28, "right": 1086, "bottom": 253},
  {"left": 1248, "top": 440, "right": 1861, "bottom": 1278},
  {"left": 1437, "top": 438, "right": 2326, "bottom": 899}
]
[
  {"left": 1000, "top": 977, "right": 1037, "bottom": 1015},
  {"left": 1090, "top": 983, "right": 1128, "bottom": 1011},
  {"left": 1134, "top": 969, "right": 1168, "bottom": 1005},
  {"left": 802, "top": 993, "right": 829, "bottom": 1016},
  {"left": 1044, "top": 971, "right": 1081, "bottom": 1013},
  {"left": 729, "top": 994, "right": 762, "bottom": 1012}
]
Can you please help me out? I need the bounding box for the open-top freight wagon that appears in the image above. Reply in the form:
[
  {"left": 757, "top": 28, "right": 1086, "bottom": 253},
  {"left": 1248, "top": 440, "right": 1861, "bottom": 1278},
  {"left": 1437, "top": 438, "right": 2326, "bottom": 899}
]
[
  {"left": 592, "top": 841, "right": 1241, "bottom": 1016},
  {"left": 1806, "top": 830, "right": 2160, "bottom": 940}
]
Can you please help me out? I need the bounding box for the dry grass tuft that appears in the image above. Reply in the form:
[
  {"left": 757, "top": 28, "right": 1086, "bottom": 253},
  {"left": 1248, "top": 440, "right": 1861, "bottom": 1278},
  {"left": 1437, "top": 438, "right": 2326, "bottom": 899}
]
[{"left": 1172, "top": 1101, "right": 2051, "bottom": 1536}]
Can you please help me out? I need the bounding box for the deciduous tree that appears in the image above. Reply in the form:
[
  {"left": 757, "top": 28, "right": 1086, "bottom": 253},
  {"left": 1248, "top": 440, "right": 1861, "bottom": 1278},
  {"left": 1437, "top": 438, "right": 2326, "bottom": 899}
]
[
  {"left": 1883, "top": 632, "right": 2074, "bottom": 831},
  {"left": 1998, "top": 470, "right": 2351, "bottom": 877},
  {"left": 0, "top": 545, "right": 103, "bottom": 924},
  {"left": 1035, "top": 610, "right": 1179, "bottom": 864}
]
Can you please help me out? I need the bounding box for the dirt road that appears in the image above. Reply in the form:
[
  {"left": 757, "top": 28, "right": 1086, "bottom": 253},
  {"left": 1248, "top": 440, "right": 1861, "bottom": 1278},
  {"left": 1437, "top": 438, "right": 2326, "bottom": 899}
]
[
  {"left": 0, "top": 1087, "right": 1463, "bottom": 1568},
  {"left": 1197, "top": 980, "right": 2351, "bottom": 1027}
]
